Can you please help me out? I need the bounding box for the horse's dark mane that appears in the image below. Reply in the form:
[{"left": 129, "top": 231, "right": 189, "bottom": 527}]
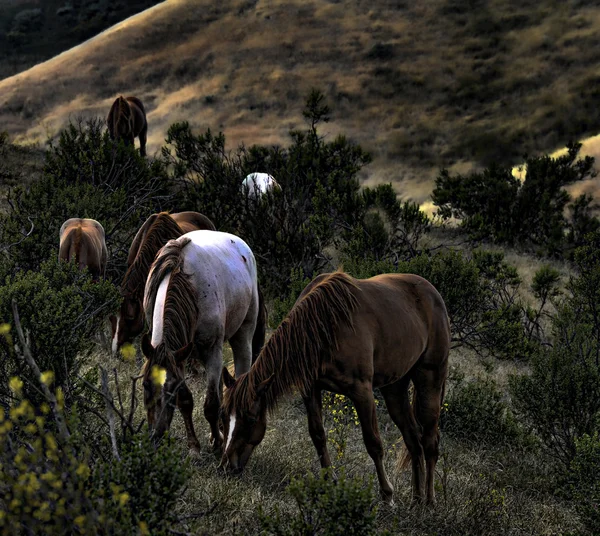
[
  {"left": 121, "top": 212, "right": 184, "bottom": 298},
  {"left": 142, "top": 237, "right": 199, "bottom": 379},
  {"left": 223, "top": 271, "right": 360, "bottom": 415}
]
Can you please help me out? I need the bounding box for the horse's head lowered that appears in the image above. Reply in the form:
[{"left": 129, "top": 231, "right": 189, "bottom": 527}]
[
  {"left": 220, "top": 367, "right": 275, "bottom": 473},
  {"left": 141, "top": 333, "right": 194, "bottom": 437},
  {"left": 110, "top": 289, "right": 145, "bottom": 355}
]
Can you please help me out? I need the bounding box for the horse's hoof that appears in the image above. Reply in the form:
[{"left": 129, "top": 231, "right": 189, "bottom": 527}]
[
  {"left": 188, "top": 447, "right": 203, "bottom": 464},
  {"left": 208, "top": 433, "right": 223, "bottom": 455},
  {"left": 380, "top": 490, "right": 394, "bottom": 506}
]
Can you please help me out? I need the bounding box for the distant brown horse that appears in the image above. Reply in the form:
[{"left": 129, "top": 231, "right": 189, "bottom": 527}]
[
  {"left": 59, "top": 218, "right": 108, "bottom": 281},
  {"left": 110, "top": 211, "right": 217, "bottom": 354},
  {"left": 107, "top": 95, "right": 148, "bottom": 156},
  {"left": 221, "top": 271, "right": 450, "bottom": 505}
]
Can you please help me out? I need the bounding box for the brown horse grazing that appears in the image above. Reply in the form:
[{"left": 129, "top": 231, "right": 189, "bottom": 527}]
[
  {"left": 59, "top": 218, "right": 108, "bottom": 281},
  {"left": 107, "top": 95, "right": 148, "bottom": 156},
  {"left": 221, "top": 270, "right": 450, "bottom": 505},
  {"left": 110, "top": 211, "right": 217, "bottom": 355}
]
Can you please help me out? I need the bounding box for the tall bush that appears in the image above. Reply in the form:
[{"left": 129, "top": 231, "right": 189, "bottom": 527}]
[
  {"left": 163, "top": 90, "right": 373, "bottom": 298},
  {"left": 0, "top": 118, "right": 172, "bottom": 280},
  {"left": 432, "top": 143, "right": 597, "bottom": 254},
  {"left": 511, "top": 230, "right": 600, "bottom": 466},
  {"left": 0, "top": 259, "right": 119, "bottom": 407}
]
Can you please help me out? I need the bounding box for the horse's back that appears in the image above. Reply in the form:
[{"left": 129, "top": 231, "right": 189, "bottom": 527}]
[
  {"left": 172, "top": 211, "right": 216, "bottom": 232},
  {"left": 182, "top": 230, "right": 256, "bottom": 278},
  {"left": 241, "top": 173, "right": 279, "bottom": 198},
  {"left": 126, "top": 96, "right": 146, "bottom": 115},
  {"left": 305, "top": 272, "right": 449, "bottom": 387},
  {"left": 180, "top": 231, "right": 258, "bottom": 334}
]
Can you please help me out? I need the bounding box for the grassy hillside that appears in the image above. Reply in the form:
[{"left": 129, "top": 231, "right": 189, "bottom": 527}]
[
  {"left": 0, "top": 0, "right": 164, "bottom": 80},
  {"left": 0, "top": 0, "right": 599, "bottom": 206}
]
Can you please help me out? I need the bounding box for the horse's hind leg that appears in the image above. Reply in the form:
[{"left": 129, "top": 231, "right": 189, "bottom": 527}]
[
  {"left": 303, "top": 387, "right": 332, "bottom": 469},
  {"left": 348, "top": 384, "right": 394, "bottom": 503},
  {"left": 138, "top": 123, "right": 147, "bottom": 157},
  {"left": 412, "top": 363, "right": 447, "bottom": 506},
  {"left": 380, "top": 377, "right": 425, "bottom": 505},
  {"left": 203, "top": 341, "right": 226, "bottom": 454}
]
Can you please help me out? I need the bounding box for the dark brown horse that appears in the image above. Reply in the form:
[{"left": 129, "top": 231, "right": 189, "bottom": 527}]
[
  {"left": 110, "top": 211, "right": 217, "bottom": 354},
  {"left": 221, "top": 270, "right": 450, "bottom": 505},
  {"left": 107, "top": 95, "right": 148, "bottom": 156},
  {"left": 59, "top": 218, "right": 107, "bottom": 281}
]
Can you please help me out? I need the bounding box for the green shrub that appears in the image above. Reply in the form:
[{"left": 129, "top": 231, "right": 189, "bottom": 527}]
[
  {"left": 163, "top": 90, "right": 372, "bottom": 299},
  {"left": 511, "top": 231, "right": 600, "bottom": 466},
  {"left": 92, "top": 431, "right": 190, "bottom": 534},
  {"left": 0, "top": 388, "right": 189, "bottom": 535},
  {"left": 0, "top": 258, "right": 119, "bottom": 407},
  {"left": 258, "top": 468, "right": 386, "bottom": 536},
  {"left": 270, "top": 268, "right": 312, "bottom": 328},
  {"left": 432, "top": 142, "right": 597, "bottom": 254},
  {"left": 1, "top": 118, "right": 172, "bottom": 280},
  {"left": 568, "top": 433, "right": 600, "bottom": 533},
  {"left": 441, "top": 371, "right": 526, "bottom": 446}
]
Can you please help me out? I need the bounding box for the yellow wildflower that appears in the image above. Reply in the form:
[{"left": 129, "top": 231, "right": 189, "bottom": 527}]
[
  {"left": 0, "top": 324, "right": 10, "bottom": 335},
  {"left": 76, "top": 463, "right": 90, "bottom": 479},
  {"left": 120, "top": 343, "right": 136, "bottom": 361},
  {"left": 74, "top": 515, "right": 86, "bottom": 528},
  {"left": 118, "top": 492, "right": 130, "bottom": 507},
  {"left": 139, "top": 521, "right": 150, "bottom": 535},
  {"left": 151, "top": 365, "right": 166, "bottom": 386},
  {"left": 39, "top": 371, "right": 54, "bottom": 386},
  {"left": 9, "top": 377, "right": 23, "bottom": 394}
]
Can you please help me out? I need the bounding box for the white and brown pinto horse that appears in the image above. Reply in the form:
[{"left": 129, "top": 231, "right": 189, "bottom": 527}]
[
  {"left": 241, "top": 173, "right": 281, "bottom": 200},
  {"left": 107, "top": 95, "right": 148, "bottom": 156},
  {"left": 110, "top": 211, "right": 216, "bottom": 355},
  {"left": 221, "top": 271, "right": 450, "bottom": 505},
  {"left": 141, "top": 230, "right": 265, "bottom": 456},
  {"left": 59, "top": 218, "right": 107, "bottom": 281}
]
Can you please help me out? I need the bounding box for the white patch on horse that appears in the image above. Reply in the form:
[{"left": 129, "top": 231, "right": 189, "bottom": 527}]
[
  {"left": 111, "top": 314, "right": 120, "bottom": 355},
  {"left": 226, "top": 412, "right": 236, "bottom": 451},
  {"left": 151, "top": 272, "right": 171, "bottom": 347}
]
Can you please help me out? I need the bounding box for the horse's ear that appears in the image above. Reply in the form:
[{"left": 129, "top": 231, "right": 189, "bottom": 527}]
[
  {"left": 256, "top": 374, "right": 275, "bottom": 398},
  {"left": 222, "top": 366, "right": 235, "bottom": 389},
  {"left": 174, "top": 342, "right": 194, "bottom": 363},
  {"left": 141, "top": 333, "right": 154, "bottom": 358}
]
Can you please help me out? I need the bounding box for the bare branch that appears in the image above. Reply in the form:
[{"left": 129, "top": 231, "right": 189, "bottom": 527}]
[{"left": 100, "top": 367, "right": 120, "bottom": 460}]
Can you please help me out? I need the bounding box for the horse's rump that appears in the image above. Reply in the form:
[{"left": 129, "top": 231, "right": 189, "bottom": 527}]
[{"left": 59, "top": 218, "right": 107, "bottom": 279}]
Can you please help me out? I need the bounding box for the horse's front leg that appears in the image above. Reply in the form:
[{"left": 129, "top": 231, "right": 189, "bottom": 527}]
[
  {"left": 203, "top": 342, "right": 225, "bottom": 454},
  {"left": 176, "top": 382, "right": 202, "bottom": 459},
  {"left": 303, "top": 387, "right": 332, "bottom": 468}
]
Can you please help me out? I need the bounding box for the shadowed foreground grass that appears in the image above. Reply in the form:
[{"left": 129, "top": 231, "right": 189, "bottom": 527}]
[{"left": 98, "top": 340, "right": 580, "bottom": 535}]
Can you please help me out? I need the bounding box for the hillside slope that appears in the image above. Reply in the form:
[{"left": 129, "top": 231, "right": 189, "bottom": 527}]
[
  {"left": 0, "top": 0, "right": 164, "bottom": 80},
  {"left": 1, "top": 0, "right": 600, "bottom": 204}
]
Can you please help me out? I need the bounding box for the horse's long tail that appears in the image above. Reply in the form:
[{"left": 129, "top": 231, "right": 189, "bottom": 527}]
[
  {"left": 398, "top": 378, "right": 447, "bottom": 471},
  {"left": 399, "top": 384, "right": 419, "bottom": 471},
  {"left": 143, "top": 236, "right": 192, "bottom": 327},
  {"left": 251, "top": 283, "right": 267, "bottom": 363}
]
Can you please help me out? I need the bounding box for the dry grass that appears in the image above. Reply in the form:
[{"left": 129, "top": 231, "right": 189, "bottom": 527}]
[{"left": 1, "top": 0, "right": 600, "bottom": 208}]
